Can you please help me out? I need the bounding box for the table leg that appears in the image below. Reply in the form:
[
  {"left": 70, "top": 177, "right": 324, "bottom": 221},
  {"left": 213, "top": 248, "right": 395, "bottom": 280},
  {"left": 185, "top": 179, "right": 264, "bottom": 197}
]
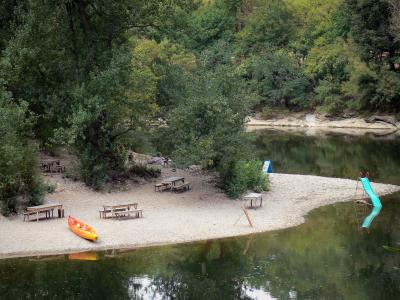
[{"left": 36, "top": 211, "right": 39, "bottom": 222}]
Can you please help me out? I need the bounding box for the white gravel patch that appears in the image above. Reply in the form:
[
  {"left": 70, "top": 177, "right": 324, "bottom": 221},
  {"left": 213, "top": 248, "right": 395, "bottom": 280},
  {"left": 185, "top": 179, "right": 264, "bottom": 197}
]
[{"left": 0, "top": 172, "right": 399, "bottom": 259}]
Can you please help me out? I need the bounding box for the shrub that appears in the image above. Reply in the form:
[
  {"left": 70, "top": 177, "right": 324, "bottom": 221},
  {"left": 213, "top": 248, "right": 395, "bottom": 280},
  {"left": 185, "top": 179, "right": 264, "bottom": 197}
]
[
  {"left": 129, "top": 163, "right": 161, "bottom": 178},
  {"left": 0, "top": 99, "right": 44, "bottom": 215},
  {"left": 220, "top": 160, "right": 269, "bottom": 199}
]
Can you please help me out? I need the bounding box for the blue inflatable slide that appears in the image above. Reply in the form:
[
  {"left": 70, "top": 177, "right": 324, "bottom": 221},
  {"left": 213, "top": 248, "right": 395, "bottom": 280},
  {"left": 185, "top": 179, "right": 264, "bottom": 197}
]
[{"left": 360, "top": 177, "right": 382, "bottom": 229}]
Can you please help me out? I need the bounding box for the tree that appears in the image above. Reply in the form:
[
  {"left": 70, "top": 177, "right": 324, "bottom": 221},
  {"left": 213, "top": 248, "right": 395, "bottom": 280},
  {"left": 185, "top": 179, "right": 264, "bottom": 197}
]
[
  {"left": 248, "top": 51, "right": 310, "bottom": 108},
  {"left": 0, "top": 91, "right": 44, "bottom": 214},
  {"left": 0, "top": 0, "right": 183, "bottom": 189},
  {"left": 343, "top": 0, "right": 398, "bottom": 65},
  {"left": 389, "top": 0, "right": 400, "bottom": 41},
  {"left": 238, "top": 0, "right": 296, "bottom": 53}
]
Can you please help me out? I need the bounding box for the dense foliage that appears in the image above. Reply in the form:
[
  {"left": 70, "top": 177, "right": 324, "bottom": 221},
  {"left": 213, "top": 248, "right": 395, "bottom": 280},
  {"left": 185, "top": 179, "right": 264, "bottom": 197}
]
[
  {"left": 0, "top": 96, "right": 44, "bottom": 214},
  {"left": 1, "top": 0, "right": 399, "bottom": 206}
]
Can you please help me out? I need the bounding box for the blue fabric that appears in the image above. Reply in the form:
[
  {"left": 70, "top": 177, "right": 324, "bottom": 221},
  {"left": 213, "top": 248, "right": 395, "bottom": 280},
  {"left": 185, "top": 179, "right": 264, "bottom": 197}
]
[{"left": 263, "top": 160, "right": 273, "bottom": 173}]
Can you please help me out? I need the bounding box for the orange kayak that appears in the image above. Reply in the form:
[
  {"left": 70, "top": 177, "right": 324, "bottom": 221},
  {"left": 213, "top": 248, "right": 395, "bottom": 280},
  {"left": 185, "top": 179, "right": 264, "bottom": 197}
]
[
  {"left": 68, "top": 251, "right": 99, "bottom": 261},
  {"left": 68, "top": 216, "right": 97, "bottom": 241}
]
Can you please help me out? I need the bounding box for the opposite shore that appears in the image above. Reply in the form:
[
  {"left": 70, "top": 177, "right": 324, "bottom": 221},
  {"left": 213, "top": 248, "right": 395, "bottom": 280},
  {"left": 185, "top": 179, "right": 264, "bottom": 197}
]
[
  {"left": 247, "top": 113, "right": 400, "bottom": 135},
  {"left": 0, "top": 168, "right": 399, "bottom": 260}
]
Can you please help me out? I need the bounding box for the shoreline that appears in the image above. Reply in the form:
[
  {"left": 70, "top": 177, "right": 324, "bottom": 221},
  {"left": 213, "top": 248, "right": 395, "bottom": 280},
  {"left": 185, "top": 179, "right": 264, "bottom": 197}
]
[
  {"left": 247, "top": 115, "right": 400, "bottom": 134},
  {"left": 1, "top": 171, "right": 399, "bottom": 260}
]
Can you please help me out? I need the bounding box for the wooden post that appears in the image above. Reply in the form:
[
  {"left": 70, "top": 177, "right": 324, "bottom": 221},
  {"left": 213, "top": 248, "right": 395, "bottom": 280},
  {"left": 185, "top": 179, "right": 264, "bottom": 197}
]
[
  {"left": 242, "top": 207, "right": 253, "bottom": 227},
  {"left": 234, "top": 207, "right": 254, "bottom": 227}
]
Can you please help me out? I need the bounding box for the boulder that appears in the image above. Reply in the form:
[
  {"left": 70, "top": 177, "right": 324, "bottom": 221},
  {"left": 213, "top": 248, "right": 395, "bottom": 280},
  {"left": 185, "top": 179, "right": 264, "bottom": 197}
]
[
  {"left": 148, "top": 157, "right": 164, "bottom": 166},
  {"left": 365, "top": 115, "right": 398, "bottom": 127}
]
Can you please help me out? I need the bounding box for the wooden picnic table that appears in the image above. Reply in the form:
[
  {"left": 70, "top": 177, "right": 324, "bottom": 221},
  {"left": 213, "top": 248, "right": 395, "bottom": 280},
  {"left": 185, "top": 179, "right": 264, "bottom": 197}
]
[
  {"left": 100, "top": 203, "right": 139, "bottom": 219},
  {"left": 162, "top": 176, "right": 185, "bottom": 187},
  {"left": 25, "top": 203, "right": 64, "bottom": 222},
  {"left": 243, "top": 193, "right": 263, "bottom": 209},
  {"left": 40, "top": 159, "right": 65, "bottom": 173}
]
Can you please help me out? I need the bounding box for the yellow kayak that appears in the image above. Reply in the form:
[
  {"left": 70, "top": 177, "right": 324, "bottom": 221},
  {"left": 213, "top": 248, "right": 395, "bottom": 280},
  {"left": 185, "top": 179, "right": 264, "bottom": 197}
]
[{"left": 68, "top": 216, "right": 97, "bottom": 241}]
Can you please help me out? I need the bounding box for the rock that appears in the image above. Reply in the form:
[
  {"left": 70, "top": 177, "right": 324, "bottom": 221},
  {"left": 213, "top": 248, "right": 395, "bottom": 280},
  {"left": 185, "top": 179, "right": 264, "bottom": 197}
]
[
  {"left": 188, "top": 165, "right": 202, "bottom": 171},
  {"left": 188, "top": 165, "right": 202, "bottom": 174},
  {"left": 128, "top": 151, "right": 152, "bottom": 164},
  {"left": 341, "top": 110, "right": 358, "bottom": 118},
  {"left": 365, "top": 115, "right": 398, "bottom": 127},
  {"left": 148, "top": 157, "right": 164, "bottom": 166}
]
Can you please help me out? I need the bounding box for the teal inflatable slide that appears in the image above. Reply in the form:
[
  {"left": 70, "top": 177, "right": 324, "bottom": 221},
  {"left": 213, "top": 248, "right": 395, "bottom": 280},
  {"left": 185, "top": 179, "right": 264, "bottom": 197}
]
[{"left": 360, "top": 177, "right": 382, "bottom": 229}]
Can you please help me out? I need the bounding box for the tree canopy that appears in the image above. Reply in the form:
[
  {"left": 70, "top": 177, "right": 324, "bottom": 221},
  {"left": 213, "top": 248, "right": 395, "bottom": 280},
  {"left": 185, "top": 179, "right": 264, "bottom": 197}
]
[{"left": 1, "top": 0, "right": 399, "bottom": 209}]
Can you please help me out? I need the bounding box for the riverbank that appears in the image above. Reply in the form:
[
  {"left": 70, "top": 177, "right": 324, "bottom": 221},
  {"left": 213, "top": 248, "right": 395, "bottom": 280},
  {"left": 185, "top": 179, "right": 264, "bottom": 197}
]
[
  {"left": 1, "top": 169, "right": 398, "bottom": 259},
  {"left": 247, "top": 114, "right": 400, "bottom": 133}
]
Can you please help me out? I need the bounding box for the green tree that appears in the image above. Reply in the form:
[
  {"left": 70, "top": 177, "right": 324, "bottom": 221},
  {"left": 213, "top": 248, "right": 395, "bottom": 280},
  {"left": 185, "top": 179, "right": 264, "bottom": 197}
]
[
  {"left": 0, "top": 0, "right": 181, "bottom": 189},
  {"left": 344, "top": 0, "right": 398, "bottom": 66},
  {"left": 248, "top": 51, "right": 310, "bottom": 109},
  {"left": 0, "top": 91, "right": 44, "bottom": 214},
  {"left": 238, "top": 0, "right": 296, "bottom": 54},
  {"left": 389, "top": 0, "right": 400, "bottom": 41}
]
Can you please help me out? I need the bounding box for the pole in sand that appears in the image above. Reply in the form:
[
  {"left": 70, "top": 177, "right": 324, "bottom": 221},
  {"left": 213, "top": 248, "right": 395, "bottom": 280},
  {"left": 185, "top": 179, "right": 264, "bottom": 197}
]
[{"left": 234, "top": 206, "right": 254, "bottom": 228}]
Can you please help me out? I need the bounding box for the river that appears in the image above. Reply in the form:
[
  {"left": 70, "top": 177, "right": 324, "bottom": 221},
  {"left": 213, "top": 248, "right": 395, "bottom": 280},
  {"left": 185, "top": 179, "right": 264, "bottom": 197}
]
[{"left": 1, "top": 128, "right": 400, "bottom": 299}]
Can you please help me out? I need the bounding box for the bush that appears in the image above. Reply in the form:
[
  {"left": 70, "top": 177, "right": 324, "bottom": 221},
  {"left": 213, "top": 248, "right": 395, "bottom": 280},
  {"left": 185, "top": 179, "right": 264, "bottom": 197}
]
[
  {"left": 261, "top": 106, "right": 290, "bottom": 119},
  {"left": 129, "top": 163, "right": 161, "bottom": 178},
  {"left": 0, "top": 99, "right": 44, "bottom": 215},
  {"left": 220, "top": 160, "right": 269, "bottom": 199}
]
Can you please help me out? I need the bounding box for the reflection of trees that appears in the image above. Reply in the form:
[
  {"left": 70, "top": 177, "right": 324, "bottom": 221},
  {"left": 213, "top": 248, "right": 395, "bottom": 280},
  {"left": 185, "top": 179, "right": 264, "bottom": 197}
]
[
  {"left": 243, "top": 199, "right": 400, "bottom": 299},
  {"left": 1, "top": 197, "right": 400, "bottom": 299},
  {"left": 150, "top": 239, "right": 253, "bottom": 299},
  {"left": 255, "top": 130, "right": 400, "bottom": 185},
  {"left": 0, "top": 256, "right": 132, "bottom": 299}
]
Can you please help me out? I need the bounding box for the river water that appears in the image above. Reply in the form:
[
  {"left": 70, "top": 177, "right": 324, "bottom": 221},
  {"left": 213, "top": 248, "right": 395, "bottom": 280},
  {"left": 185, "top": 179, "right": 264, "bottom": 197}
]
[{"left": 1, "top": 129, "right": 400, "bottom": 299}]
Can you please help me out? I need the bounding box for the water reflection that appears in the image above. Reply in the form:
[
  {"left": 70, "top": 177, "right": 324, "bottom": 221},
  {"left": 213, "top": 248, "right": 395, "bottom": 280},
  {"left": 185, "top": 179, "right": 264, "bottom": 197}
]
[
  {"left": 254, "top": 129, "right": 400, "bottom": 185},
  {"left": 1, "top": 129, "right": 400, "bottom": 299}
]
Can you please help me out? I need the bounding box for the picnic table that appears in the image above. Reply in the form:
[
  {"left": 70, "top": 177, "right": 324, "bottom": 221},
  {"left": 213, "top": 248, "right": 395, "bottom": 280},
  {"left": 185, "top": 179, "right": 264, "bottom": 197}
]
[
  {"left": 40, "top": 159, "right": 65, "bottom": 173},
  {"left": 24, "top": 203, "right": 64, "bottom": 222},
  {"left": 99, "top": 203, "right": 142, "bottom": 219},
  {"left": 155, "top": 176, "right": 190, "bottom": 192},
  {"left": 162, "top": 176, "right": 185, "bottom": 187},
  {"left": 243, "top": 193, "right": 263, "bottom": 209}
]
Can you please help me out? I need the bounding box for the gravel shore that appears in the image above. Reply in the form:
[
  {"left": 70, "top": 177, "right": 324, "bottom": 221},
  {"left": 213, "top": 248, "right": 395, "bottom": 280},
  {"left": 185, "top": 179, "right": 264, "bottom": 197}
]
[
  {"left": 1, "top": 170, "right": 398, "bottom": 259},
  {"left": 247, "top": 115, "right": 400, "bottom": 132}
]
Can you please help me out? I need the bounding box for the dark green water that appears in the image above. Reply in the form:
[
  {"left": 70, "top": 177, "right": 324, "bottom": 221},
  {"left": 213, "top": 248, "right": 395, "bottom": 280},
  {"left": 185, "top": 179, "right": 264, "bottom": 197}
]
[
  {"left": 1, "top": 129, "right": 400, "bottom": 300},
  {"left": 254, "top": 129, "right": 400, "bottom": 185}
]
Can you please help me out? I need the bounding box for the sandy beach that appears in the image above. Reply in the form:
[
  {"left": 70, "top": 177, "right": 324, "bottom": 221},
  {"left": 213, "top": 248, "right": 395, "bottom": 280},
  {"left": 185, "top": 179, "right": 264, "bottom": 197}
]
[{"left": 0, "top": 168, "right": 399, "bottom": 259}]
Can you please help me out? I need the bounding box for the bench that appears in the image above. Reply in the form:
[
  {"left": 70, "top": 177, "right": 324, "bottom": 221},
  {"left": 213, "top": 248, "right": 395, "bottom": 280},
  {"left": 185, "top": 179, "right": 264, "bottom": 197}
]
[
  {"left": 113, "top": 209, "right": 143, "bottom": 219},
  {"left": 171, "top": 182, "right": 191, "bottom": 192},
  {"left": 99, "top": 207, "right": 129, "bottom": 219},
  {"left": 24, "top": 203, "right": 64, "bottom": 221},
  {"left": 154, "top": 182, "right": 171, "bottom": 192},
  {"left": 23, "top": 210, "right": 50, "bottom": 222}
]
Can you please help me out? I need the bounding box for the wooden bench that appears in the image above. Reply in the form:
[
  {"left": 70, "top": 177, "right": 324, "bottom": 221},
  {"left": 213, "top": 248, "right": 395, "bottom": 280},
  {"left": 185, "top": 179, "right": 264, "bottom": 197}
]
[
  {"left": 99, "top": 208, "right": 127, "bottom": 219},
  {"left": 99, "top": 203, "right": 138, "bottom": 219},
  {"left": 24, "top": 203, "right": 64, "bottom": 221},
  {"left": 113, "top": 209, "right": 143, "bottom": 219},
  {"left": 23, "top": 210, "right": 48, "bottom": 222},
  {"left": 154, "top": 183, "right": 171, "bottom": 192},
  {"left": 171, "top": 182, "right": 191, "bottom": 192}
]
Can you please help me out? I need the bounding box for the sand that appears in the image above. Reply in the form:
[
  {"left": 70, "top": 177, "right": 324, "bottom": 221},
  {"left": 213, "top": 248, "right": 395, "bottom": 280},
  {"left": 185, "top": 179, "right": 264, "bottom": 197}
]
[{"left": 0, "top": 168, "right": 399, "bottom": 259}]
